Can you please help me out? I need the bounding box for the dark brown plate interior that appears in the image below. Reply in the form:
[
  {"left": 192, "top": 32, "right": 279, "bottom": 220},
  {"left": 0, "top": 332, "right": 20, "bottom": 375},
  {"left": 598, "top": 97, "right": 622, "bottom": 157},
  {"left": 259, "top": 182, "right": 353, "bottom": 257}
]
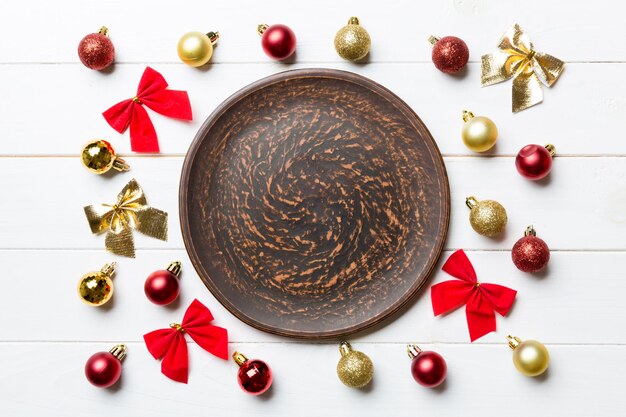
[{"left": 180, "top": 69, "right": 449, "bottom": 339}]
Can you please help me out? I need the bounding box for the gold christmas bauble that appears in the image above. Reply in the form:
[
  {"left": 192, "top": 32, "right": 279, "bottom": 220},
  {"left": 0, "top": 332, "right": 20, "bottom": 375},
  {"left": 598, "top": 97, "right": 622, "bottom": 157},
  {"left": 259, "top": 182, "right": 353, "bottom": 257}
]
[
  {"left": 461, "top": 110, "right": 498, "bottom": 152},
  {"left": 466, "top": 196, "right": 507, "bottom": 237},
  {"left": 336, "top": 342, "right": 373, "bottom": 388},
  {"left": 81, "top": 140, "right": 129, "bottom": 175},
  {"left": 78, "top": 263, "right": 116, "bottom": 306},
  {"left": 508, "top": 336, "right": 550, "bottom": 377},
  {"left": 177, "top": 31, "right": 219, "bottom": 67},
  {"left": 334, "top": 17, "right": 371, "bottom": 61}
]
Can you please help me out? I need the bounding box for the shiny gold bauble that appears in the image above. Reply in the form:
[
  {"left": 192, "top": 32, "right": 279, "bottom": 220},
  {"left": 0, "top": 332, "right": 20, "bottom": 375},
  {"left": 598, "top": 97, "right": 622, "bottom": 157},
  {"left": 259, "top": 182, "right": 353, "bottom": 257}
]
[
  {"left": 461, "top": 110, "right": 498, "bottom": 152},
  {"left": 78, "top": 263, "right": 116, "bottom": 306},
  {"left": 177, "top": 31, "right": 219, "bottom": 67},
  {"left": 81, "top": 140, "right": 129, "bottom": 175},
  {"left": 508, "top": 336, "right": 550, "bottom": 377},
  {"left": 334, "top": 17, "right": 371, "bottom": 61},
  {"left": 466, "top": 196, "right": 507, "bottom": 237},
  {"left": 336, "top": 341, "right": 374, "bottom": 388}
]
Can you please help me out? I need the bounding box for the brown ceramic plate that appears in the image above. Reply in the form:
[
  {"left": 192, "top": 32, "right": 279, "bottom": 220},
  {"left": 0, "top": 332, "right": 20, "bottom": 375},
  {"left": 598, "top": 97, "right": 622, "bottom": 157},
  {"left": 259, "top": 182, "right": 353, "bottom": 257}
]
[{"left": 180, "top": 69, "right": 449, "bottom": 339}]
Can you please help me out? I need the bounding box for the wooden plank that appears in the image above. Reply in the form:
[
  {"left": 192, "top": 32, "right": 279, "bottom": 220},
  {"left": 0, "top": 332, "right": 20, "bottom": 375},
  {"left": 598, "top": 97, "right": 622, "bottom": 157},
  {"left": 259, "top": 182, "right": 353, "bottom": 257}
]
[
  {"left": 0, "top": 156, "right": 624, "bottom": 250},
  {"left": 0, "top": 0, "right": 622, "bottom": 63},
  {"left": 1, "top": 250, "right": 623, "bottom": 343},
  {"left": 0, "top": 342, "right": 623, "bottom": 417},
  {"left": 0, "top": 62, "right": 623, "bottom": 156}
]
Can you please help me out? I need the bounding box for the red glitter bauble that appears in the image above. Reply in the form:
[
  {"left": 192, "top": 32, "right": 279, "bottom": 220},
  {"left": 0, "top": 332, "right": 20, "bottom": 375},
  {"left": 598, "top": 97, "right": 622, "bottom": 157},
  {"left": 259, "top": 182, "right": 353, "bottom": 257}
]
[
  {"left": 512, "top": 233, "right": 550, "bottom": 273},
  {"left": 85, "top": 352, "right": 122, "bottom": 388},
  {"left": 431, "top": 36, "right": 469, "bottom": 74},
  {"left": 516, "top": 144, "right": 554, "bottom": 180},
  {"left": 260, "top": 24, "right": 296, "bottom": 60},
  {"left": 144, "top": 270, "right": 180, "bottom": 305},
  {"left": 78, "top": 29, "right": 115, "bottom": 70},
  {"left": 236, "top": 357, "right": 272, "bottom": 395},
  {"left": 410, "top": 350, "right": 447, "bottom": 388}
]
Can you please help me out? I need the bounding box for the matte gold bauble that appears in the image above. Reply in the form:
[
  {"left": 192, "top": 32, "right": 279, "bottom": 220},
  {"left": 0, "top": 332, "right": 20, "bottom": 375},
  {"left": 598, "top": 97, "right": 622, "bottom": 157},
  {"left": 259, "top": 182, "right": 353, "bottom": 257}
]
[
  {"left": 334, "top": 17, "right": 371, "bottom": 61},
  {"left": 336, "top": 341, "right": 373, "bottom": 388},
  {"left": 78, "top": 263, "right": 116, "bottom": 306},
  {"left": 507, "top": 335, "right": 550, "bottom": 377},
  {"left": 461, "top": 110, "right": 498, "bottom": 152},
  {"left": 177, "top": 31, "right": 219, "bottom": 67},
  {"left": 466, "top": 196, "right": 507, "bottom": 237},
  {"left": 81, "top": 140, "right": 129, "bottom": 175}
]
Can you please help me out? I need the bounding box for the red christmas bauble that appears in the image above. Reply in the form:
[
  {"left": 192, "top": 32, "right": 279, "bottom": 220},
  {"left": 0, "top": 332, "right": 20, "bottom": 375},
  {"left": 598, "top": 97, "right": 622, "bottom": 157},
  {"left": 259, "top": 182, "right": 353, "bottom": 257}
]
[
  {"left": 144, "top": 269, "right": 180, "bottom": 305},
  {"left": 85, "top": 352, "right": 122, "bottom": 388},
  {"left": 410, "top": 350, "right": 447, "bottom": 388},
  {"left": 260, "top": 24, "right": 296, "bottom": 60},
  {"left": 512, "top": 230, "right": 550, "bottom": 273},
  {"left": 516, "top": 144, "right": 554, "bottom": 180},
  {"left": 78, "top": 28, "right": 115, "bottom": 70},
  {"left": 234, "top": 352, "right": 273, "bottom": 395},
  {"left": 431, "top": 36, "right": 469, "bottom": 74}
]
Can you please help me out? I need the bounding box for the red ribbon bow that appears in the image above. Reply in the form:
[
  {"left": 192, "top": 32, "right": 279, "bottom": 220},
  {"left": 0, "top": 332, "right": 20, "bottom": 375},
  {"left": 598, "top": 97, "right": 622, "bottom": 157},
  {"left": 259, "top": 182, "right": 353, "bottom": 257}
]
[
  {"left": 431, "top": 250, "right": 517, "bottom": 342},
  {"left": 143, "top": 299, "right": 228, "bottom": 383},
  {"left": 103, "top": 66, "right": 192, "bottom": 153}
]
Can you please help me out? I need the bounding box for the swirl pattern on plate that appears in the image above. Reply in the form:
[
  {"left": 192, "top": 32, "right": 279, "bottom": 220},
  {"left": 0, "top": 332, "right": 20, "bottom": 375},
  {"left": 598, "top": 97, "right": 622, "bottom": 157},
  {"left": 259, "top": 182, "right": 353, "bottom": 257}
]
[{"left": 181, "top": 69, "right": 449, "bottom": 338}]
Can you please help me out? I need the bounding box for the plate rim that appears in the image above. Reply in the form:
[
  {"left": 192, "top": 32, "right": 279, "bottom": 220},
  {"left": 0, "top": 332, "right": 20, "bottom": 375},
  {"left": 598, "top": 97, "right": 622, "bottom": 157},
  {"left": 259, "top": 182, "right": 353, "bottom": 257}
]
[{"left": 179, "top": 68, "right": 450, "bottom": 339}]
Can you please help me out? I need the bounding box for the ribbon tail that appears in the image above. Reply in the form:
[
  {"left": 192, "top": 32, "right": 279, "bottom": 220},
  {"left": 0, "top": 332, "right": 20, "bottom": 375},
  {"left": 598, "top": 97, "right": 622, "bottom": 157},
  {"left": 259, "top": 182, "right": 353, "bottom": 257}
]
[
  {"left": 480, "top": 283, "right": 517, "bottom": 317},
  {"left": 161, "top": 333, "right": 189, "bottom": 383},
  {"left": 143, "top": 90, "right": 193, "bottom": 121},
  {"left": 481, "top": 53, "right": 514, "bottom": 87},
  {"left": 105, "top": 227, "right": 135, "bottom": 258},
  {"left": 466, "top": 303, "right": 497, "bottom": 342},
  {"left": 129, "top": 105, "right": 160, "bottom": 153},
  {"left": 512, "top": 71, "right": 543, "bottom": 112},
  {"left": 83, "top": 204, "right": 114, "bottom": 234},
  {"left": 136, "top": 207, "right": 168, "bottom": 241}
]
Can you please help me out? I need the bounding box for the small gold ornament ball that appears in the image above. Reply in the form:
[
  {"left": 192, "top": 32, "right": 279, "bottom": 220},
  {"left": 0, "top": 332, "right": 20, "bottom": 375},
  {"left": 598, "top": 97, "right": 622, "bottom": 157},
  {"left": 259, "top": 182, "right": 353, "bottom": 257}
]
[
  {"left": 466, "top": 196, "right": 507, "bottom": 237},
  {"left": 78, "top": 263, "right": 115, "bottom": 307},
  {"left": 81, "top": 140, "right": 115, "bottom": 174},
  {"left": 177, "top": 31, "right": 218, "bottom": 67},
  {"left": 334, "top": 17, "right": 371, "bottom": 61},
  {"left": 336, "top": 342, "right": 374, "bottom": 388},
  {"left": 461, "top": 111, "right": 498, "bottom": 152},
  {"left": 509, "top": 337, "right": 550, "bottom": 377}
]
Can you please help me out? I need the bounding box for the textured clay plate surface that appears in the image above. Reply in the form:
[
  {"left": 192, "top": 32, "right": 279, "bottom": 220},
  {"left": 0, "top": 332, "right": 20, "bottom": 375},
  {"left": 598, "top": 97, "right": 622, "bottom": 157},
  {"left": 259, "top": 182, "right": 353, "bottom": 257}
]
[{"left": 180, "top": 69, "right": 449, "bottom": 339}]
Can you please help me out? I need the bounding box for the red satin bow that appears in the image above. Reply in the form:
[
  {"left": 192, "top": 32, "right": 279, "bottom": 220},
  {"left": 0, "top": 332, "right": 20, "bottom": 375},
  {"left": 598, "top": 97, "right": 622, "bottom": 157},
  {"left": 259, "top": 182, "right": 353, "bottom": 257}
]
[
  {"left": 143, "top": 299, "right": 228, "bottom": 383},
  {"left": 431, "top": 250, "right": 517, "bottom": 342},
  {"left": 103, "top": 66, "right": 192, "bottom": 153}
]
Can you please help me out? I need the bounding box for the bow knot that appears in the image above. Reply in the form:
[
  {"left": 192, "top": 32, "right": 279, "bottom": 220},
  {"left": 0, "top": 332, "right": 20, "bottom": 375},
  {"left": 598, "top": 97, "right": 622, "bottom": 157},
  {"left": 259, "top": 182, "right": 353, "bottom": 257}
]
[
  {"left": 83, "top": 178, "right": 168, "bottom": 258},
  {"left": 103, "top": 66, "right": 192, "bottom": 153},
  {"left": 481, "top": 23, "right": 565, "bottom": 112},
  {"left": 144, "top": 299, "right": 228, "bottom": 384},
  {"left": 431, "top": 250, "right": 517, "bottom": 342}
]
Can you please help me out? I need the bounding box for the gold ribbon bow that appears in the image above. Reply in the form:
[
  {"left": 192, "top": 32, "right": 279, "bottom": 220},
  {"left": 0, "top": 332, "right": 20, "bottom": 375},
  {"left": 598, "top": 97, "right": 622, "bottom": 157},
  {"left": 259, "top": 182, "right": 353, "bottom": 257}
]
[
  {"left": 481, "top": 23, "right": 565, "bottom": 113},
  {"left": 84, "top": 178, "right": 168, "bottom": 258}
]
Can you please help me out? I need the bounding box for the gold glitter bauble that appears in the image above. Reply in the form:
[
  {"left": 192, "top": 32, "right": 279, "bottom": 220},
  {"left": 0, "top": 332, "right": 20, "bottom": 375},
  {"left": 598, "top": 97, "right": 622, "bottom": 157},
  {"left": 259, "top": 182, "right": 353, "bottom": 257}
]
[
  {"left": 466, "top": 196, "right": 507, "bottom": 237},
  {"left": 461, "top": 110, "right": 498, "bottom": 152},
  {"left": 177, "top": 31, "right": 219, "bottom": 67},
  {"left": 334, "top": 17, "right": 371, "bottom": 61},
  {"left": 78, "top": 263, "right": 116, "bottom": 306},
  {"left": 336, "top": 342, "right": 373, "bottom": 388},
  {"left": 81, "top": 140, "right": 129, "bottom": 175},
  {"left": 508, "top": 336, "right": 549, "bottom": 377}
]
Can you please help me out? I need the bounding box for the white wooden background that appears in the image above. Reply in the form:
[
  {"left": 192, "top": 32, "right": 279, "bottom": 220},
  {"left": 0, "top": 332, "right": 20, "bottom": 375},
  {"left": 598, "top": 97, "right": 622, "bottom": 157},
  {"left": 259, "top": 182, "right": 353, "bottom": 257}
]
[{"left": 1, "top": 0, "right": 625, "bottom": 415}]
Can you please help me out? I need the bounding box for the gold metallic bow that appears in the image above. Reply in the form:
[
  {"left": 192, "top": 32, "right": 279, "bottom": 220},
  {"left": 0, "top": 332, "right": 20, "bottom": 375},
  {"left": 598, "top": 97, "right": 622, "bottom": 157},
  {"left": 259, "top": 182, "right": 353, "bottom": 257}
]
[
  {"left": 481, "top": 23, "right": 565, "bottom": 113},
  {"left": 84, "top": 178, "right": 167, "bottom": 257}
]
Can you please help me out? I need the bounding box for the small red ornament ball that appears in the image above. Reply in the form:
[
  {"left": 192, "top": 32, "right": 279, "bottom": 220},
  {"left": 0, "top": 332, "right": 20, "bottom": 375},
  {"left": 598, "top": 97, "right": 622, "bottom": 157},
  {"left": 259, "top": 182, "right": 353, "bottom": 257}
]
[
  {"left": 78, "top": 27, "right": 115, "bottom": 70},
  {"left": 410, "top": 349, "right": 447, "bottom": 388},
  {"left": 512, "top": 228, "right": 550, "bottom": 273},
  {"left": 234, "top": 352, "right": 273, "bottom": 395},
  {"left": 260, "top": 24, "right": 296, "bottom": 60},
  {"left": 516, "top": 144, "right": 555, "bottom": 180},
  {"left": 430, "top": 36, "right": 469, "bottom": 74},
  {"left": 85, "top": 351, "right": 122, "bottom": 388},
  {"left": 144, "top": 262, "right": 181, "bottom": 305}
]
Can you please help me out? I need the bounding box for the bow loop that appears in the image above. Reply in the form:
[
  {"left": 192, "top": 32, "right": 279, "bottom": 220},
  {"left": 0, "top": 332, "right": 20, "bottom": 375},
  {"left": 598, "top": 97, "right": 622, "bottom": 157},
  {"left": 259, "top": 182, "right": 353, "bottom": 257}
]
[
  {"left": 143, "top": 299, "right": 228, "bottom": 383},
  {"left": 83, "top": 179, "right": 167, "bottom": 258},
  {"left": 481, "top": 23, "right": 565, "bottom": 112},
  {"left": 431, "top": 250, "right": 517, "bottom": 341},
  {"left": 103, "top": 66, "right": 192, "bottom": 153}
]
